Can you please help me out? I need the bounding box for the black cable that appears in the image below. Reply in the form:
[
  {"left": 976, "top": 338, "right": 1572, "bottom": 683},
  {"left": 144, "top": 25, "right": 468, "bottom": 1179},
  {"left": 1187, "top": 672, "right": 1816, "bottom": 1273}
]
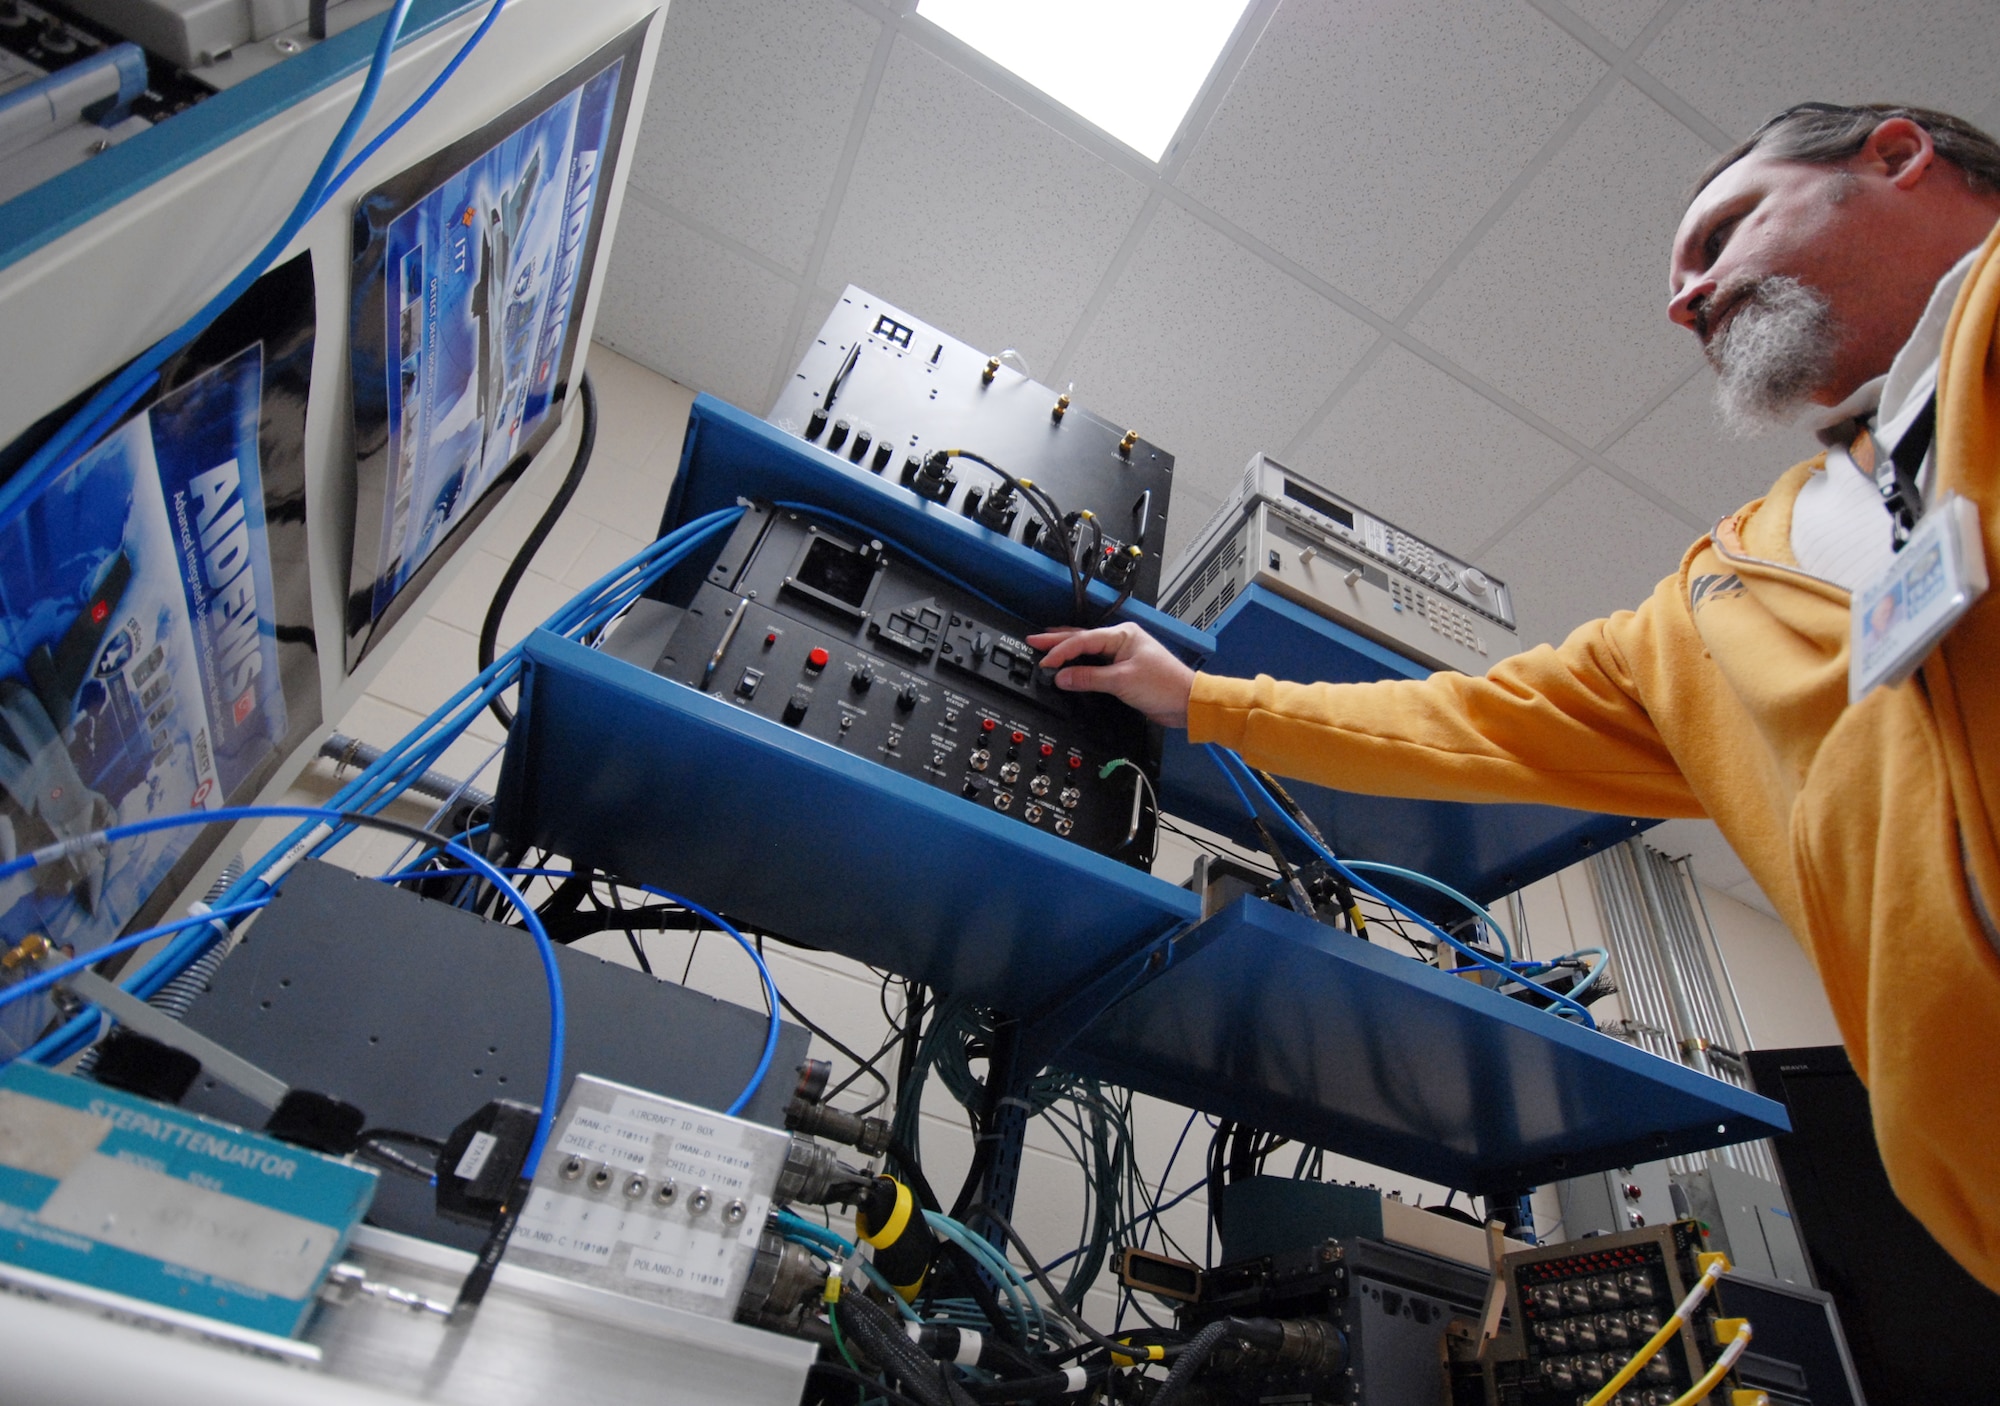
[
  {"left": 357, "top": 1144, "right": 432, "bottom": 1180},
  {"left": 1158, "top": 817, "right": 1280, "bottom": 877},
  {"left": 478, "top": 373, "right": 598, "bottom": 730},
  {"left": 968, "top": 1202, "right": 1133, "bottom": 1359},
  {"left": 755, "top": 936, "right": 893, "bottom": 1115},
  {"left": 839, "top": 1292, "right": 975, "bottom": 1406},
  {"left": 360, "top": 1127, "right": 445, "bottom": 1153},
  {"left": 1146, "top": 1319, "right": 1232, "bottom": 1406},
  {"left": 602, "top": 881, "right": 652, "bottom": 974},
  {"left": 946, "top": 450, "right": 1086, "bottom": 620},
  {"left": 960, "top": 1368, "right": 1103, "bottom": 1403},
  {"left": 808, "top": 1362, "right": 929, "bottom": 1406},
  {"left": 822, "top": 341, "right": 862, "bottom": 412},
  {"left": 356, "top": 1130, "right": 439, "bottom": 1181}
]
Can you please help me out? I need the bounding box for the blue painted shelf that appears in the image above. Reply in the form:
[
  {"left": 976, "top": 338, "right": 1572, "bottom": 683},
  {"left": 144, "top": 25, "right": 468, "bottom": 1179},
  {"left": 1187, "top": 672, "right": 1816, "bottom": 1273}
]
[
  {"left": 496, "top": 629, "right": 1200, "bottom": 1012},
  {"left": 1069, "top": 896, "right": 1787, "bottom": 1191}
]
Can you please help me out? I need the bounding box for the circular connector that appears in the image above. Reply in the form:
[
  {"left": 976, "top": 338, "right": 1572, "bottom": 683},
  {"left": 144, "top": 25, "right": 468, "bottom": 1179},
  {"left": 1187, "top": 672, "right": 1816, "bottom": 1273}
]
[
  {"left": 1053, "top": 816, "right": 1073, "bottom": 837},
  {"left": 993, "top": 790, "right": 1014, "bottom": 812},
  {"left": 1023, "top": 803, "right": 1045, "bottom": 824}
]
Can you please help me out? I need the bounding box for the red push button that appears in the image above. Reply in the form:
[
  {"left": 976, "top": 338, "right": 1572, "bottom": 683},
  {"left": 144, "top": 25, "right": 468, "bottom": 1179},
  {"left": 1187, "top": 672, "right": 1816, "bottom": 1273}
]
[
  {"left": 981, "top": 718, "right": 997, "bottom": 732},
  {"left": 1010, "top": 730, "right": 1026, "bottom": 745},
  {"left": 1067, "top": 755, "right": 1082, "bottom": 769},
  {"left": 806, "top": 647, "right": 829, "bottom": 671},
  {"left": 1039, "top": 742, "right": 1054, "bottom": 758}
]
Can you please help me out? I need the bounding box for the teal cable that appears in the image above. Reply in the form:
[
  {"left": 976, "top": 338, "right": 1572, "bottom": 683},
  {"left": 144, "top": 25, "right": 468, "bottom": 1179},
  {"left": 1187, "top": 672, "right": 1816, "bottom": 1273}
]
[{"left": 1341, "top": 859, "right": 1512, "bottom": 961}]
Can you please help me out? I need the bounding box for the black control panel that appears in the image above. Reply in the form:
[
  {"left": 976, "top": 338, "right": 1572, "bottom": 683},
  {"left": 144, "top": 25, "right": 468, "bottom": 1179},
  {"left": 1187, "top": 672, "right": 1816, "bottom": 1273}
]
[
  {"left": 1489, "top": 1222, "right": 1715, "bottom": 1406},
  {"left": 646, "top": 503, "right": 1159, "bottom": 868},
  {"left": 767, "top": 288, "right": 1176, "bottom": 607}
]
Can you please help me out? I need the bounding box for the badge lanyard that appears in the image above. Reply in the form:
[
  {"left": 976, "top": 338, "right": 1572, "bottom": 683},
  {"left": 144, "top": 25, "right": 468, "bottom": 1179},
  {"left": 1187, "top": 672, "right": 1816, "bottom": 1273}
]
[
  {"left": 1850, "top": 391, "right": 1988, "bottom": 701},
  {"left": 1874, "top": 393, "right": 1935, "bottom": 551}
]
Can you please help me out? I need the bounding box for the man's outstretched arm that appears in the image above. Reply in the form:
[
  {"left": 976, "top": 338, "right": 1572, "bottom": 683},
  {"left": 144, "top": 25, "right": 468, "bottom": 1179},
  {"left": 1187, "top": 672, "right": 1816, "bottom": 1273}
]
[{"left": 1030, "top": 580, "right": 1705, "bottom": 821}]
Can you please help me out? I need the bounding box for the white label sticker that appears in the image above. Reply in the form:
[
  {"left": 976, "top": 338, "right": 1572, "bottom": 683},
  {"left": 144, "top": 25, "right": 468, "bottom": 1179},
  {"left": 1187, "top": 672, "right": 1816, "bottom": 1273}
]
[
  {"left": 662, "top": 1138, "right": 757, "bottom": 1197},
  {"left": 738, "top": 1194, "right": 772, "bottom": 1245},
  {"left": 35, "top": 1153, "right": 338, "bottom": 1299},
  {"left": 0, "top": 1091, "right": 109, "bottom": 1180},
  {"left": 608, "top": 1094, "right": 740, "bottom": 1144},
  {"left": 555, "top": 1109, "right": 658, "bottom": 1171},
  {"left": 623, "top": 1219, "right": 734, "bottom": 1299},
  {"left": 454, "top": 1131, "right": 498, "bottom": 1181},
  {"left": 512, "top": 1188, "right": 622, "bottom": 1265}
]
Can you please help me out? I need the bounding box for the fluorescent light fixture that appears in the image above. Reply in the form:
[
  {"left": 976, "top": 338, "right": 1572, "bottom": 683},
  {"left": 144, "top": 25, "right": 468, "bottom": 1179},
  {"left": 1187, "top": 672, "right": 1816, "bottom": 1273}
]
[{"left": 916, "top": 0, "right": 1252, "bottom": 162}]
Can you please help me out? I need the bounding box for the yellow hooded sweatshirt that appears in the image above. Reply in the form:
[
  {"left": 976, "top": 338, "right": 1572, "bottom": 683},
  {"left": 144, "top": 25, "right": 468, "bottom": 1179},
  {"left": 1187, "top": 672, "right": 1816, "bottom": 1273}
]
[{"left": 1187, "top": 221, "right": 2000, "bottom": 1293}]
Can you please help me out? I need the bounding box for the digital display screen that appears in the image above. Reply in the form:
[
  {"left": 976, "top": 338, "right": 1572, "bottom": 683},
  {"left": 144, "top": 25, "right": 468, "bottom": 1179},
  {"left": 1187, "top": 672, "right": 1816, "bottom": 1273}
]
[{"left": 1283, "top": 478, "right": 1354, "bottom": 529}]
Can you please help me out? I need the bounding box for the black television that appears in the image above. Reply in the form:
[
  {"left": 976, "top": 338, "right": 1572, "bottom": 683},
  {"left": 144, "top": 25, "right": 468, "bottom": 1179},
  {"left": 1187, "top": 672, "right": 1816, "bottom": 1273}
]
[
  {"left": 343, "top": 21, "right": 645, "bottom": 668},
  {"left": 1747, "top": 1044, "right": 2000, "bottom": 1405}
]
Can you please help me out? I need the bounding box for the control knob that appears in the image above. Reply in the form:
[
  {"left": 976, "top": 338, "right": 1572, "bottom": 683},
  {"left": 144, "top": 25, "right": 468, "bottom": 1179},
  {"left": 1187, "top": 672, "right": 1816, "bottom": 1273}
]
[{"left": 1460, "top": 567, "right": 1492, "bottom": 596}]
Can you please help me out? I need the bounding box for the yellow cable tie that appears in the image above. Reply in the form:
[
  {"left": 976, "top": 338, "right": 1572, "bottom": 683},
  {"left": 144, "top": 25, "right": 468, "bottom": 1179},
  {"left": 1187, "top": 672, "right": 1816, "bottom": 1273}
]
[{"left": 823, "top": 1267, "right": 842, "bottom": 1304}]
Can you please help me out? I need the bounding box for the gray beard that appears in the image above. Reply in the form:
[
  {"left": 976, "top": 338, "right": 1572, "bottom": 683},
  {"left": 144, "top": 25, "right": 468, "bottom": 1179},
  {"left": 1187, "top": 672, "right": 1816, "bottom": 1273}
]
[{"left": 1706, "top": 276, "right": 1837, "bottom": 437}]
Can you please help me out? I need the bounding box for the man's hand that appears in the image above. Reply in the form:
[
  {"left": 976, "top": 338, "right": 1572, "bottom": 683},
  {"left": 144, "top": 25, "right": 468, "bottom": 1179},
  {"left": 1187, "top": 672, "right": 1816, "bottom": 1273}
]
[{"left": 1027, "top": 623, "right": 1196, "bottom": 728}]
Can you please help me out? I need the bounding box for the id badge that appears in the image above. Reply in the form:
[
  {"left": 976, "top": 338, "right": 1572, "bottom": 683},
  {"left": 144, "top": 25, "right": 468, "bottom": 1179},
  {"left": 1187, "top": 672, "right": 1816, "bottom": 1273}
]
[{"left": 1850, "top": 493, "right": 1990, "bottom": 701}]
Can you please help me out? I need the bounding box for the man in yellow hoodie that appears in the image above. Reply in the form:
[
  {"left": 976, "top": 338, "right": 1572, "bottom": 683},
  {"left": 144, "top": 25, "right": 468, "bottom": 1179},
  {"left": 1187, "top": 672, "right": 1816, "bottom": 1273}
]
[{"left": 1030, "top": 104, "right": 2000, "bottom": 1292}]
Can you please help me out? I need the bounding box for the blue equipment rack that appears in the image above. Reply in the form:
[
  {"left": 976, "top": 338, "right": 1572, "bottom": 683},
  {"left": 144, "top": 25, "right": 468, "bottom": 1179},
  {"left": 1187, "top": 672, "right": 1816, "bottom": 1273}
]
[{"left": 494, "top": 395, "right": 1785, "bottom": 1202}]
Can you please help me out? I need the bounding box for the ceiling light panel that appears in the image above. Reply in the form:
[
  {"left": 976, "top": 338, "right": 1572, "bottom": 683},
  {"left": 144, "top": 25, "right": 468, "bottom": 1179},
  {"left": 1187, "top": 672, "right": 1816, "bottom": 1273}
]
[{"left": 915, "top": 0, "right": 1252, "bottom": 161}]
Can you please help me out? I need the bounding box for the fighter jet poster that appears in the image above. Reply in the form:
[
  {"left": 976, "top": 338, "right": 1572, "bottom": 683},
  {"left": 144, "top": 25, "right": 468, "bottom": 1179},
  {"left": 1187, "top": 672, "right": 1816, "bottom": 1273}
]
[
  {"left": 346, "top": 24, "right": 645, "bottom": 667},
  {"left": 0, "top": 351, "right": 288, "bottom": 1055}
]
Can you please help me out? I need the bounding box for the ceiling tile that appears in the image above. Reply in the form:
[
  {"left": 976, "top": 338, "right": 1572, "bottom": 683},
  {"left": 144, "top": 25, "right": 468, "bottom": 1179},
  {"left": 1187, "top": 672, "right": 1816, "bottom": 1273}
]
[
  {"left": 1565, "top": 0, "right": 1663, "bottom": 48},
  {"left": 1407, "top": 81, "right": 1713, "bottom": 446},
  {"left": 1174, "top": 0, "right": 1604, "bottom": 317},
  {"left": 1289, "top": 344, "right": 1575, "bottom": 559},
  {"left": 592, "top": 199, "right": 800, "bottom": 410},
  {"left": 1064, "top": 201, "right": 1377, "bottom": 537},
  {"left": 815, "top": 37, "right": 1150, "bottom": 374},
  {"left": 1477, "top": 466, "right": 1699, "bottom": 649},
  {"left": 626, "top": 0, "right": 880, "bottom": 273},
  {"left": 1603, "top": 364, "right": 1807, "bottom": 526},
  {"left": 1640, "top": 0, "right": 2000, "bottom": 140}
]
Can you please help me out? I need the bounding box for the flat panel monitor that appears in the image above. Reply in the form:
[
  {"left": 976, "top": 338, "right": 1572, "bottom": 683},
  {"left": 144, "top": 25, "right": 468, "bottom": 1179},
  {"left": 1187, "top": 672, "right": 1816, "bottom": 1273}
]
[{"left": 343, "top": 22, "right": 645, "bottom": 668}]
